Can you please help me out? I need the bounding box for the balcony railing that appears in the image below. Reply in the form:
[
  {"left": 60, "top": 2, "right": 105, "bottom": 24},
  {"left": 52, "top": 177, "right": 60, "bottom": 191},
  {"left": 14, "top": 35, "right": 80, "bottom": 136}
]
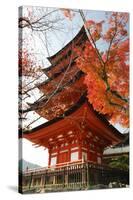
[{"left": 19, "top": 160, "right": 129, "bottom": 193}]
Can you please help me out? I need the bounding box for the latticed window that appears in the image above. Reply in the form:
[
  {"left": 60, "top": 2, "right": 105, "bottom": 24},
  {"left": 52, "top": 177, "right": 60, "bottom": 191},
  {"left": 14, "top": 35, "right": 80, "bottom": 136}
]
[
  {"left": 51, "top": 156, "right": 57, "bottom": 166},
  {"left": 71, "top": 151, "right": 78, "bottom": 161}
]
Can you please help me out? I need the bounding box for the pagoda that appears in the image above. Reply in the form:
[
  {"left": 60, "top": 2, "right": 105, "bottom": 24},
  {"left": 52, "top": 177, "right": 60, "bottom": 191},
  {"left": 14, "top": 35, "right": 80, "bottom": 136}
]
[
  {"left": 20, "top": 26, "right": 129, "bottom": 193},
  {"left": 23, "top": 26, "right": 124, "bottom": 167}
]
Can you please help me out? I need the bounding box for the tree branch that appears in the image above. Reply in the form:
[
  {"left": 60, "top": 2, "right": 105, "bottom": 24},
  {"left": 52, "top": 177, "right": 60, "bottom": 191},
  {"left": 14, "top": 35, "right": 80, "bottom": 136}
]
[{"left": 79, "top": 9, "right": 105, "bottom": 67}]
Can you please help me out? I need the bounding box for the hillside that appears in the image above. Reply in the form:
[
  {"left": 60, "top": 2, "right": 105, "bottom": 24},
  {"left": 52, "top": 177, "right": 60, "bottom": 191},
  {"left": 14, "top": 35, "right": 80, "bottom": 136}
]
[{"left": 19, "top": 159, "right": 42, "bottom": 171}]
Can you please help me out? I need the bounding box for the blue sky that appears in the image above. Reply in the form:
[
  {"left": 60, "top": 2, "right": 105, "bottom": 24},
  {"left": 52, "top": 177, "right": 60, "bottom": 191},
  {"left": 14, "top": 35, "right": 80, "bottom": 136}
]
[{"left": 23, "top": 7, "right": 110, "bottom": 68}]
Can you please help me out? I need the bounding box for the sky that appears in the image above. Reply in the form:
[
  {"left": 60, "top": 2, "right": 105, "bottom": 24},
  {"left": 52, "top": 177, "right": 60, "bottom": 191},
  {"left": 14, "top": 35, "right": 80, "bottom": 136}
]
[{"left": 20, "top": 7, "right": 129, "bottom": 167}]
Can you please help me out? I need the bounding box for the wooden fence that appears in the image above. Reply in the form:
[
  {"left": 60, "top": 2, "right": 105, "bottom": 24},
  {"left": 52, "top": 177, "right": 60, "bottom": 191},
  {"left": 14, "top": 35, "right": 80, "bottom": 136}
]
[{"left": 19, "top": 161, "right": 129, "bottom": 193}]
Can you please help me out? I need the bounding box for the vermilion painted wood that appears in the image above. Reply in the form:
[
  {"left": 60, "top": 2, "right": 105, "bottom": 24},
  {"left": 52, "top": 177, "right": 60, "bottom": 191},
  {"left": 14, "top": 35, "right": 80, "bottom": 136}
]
[
  {"left": 23, "top": 27, "right": 124, "bottom": 167},
  {"left": 24, "top": 101, "right": 123, "bottom": 166}
]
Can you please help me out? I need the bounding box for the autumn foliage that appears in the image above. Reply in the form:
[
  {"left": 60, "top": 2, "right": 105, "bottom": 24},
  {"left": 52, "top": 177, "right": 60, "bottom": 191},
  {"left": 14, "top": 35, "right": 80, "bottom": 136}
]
[
  {"left": 20, "top": 10, "right": 129, "bottom": 129},
  {"left": 75, "top": 12, "right": 129, "bottom": 127},
  {"left": 19, "top": 47, "right": 41, "bottom": 78}
]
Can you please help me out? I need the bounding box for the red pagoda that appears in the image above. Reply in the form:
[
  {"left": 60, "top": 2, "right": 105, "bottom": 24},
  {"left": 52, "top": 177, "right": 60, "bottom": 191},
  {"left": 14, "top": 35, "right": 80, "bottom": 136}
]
[
  {"left": 23, "top": 26, "right": 123, "bottom": 166},
  {"left": 20, "top": 27, "right": 128, "bottom": 193}
]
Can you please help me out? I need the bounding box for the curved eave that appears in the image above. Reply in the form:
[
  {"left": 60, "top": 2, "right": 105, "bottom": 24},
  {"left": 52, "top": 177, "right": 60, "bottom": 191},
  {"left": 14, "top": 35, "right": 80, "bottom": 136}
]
[
  {"left": 28, "top": 70, "right": 85, "bottom": 109},
  {"left": 44, "top": 26, "right": 86, "bottom": 71},
  {"left": 47, "top": 26, "right": 85, "bottom": 61},
  {"left": 22, "top": 94, "right": 124, "bottom": 144},
  {"left": 20, "top": 92, "right": 87, "bottom": 137},
  {"left": 86, "top": 102, "right": 125, "bottom": 143},
  {"left": 113, "top": 133, "right": 129, "bottom": 147},
  {"left": 37, "top": 59, "right": 78, "bottom": 88}
]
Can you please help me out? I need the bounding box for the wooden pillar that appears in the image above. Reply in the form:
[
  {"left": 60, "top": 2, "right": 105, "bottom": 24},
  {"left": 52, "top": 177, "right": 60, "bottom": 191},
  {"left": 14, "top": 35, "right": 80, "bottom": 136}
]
[
  {"left": 29, "top": 173, "right": 34, "bottom": 189},
  {"left": 48, "top": 149, "right": 51, "bottom": 166},
  {"left": 88, "top": 137, "right": 93, "bottom": 162},
  {"left": 57, "top": 145, "right": 60, "bottom": 164},
  {"left": 82, "top": 165, "right": 87, "bottom": 188},
  {"left": 40, "top": 175, "right": 44, "bottom": 187},
  {"left": 65, "top": 174, "right": 68, "bottom": 186},
  {"left": 79, "top": 164, "right": 82, "bottom": 187},
  {"left": 94, "top": 142, "right": 97, "bottom": 163},
  {"left": 30, "top": 176, "right": 34, "bottom": 188},
  {"left": 53, "top": 175, "right": 56, "bottom": 185},
  {"left": 86, "top": 163, "right": 89, "bottom": 188},
  {"left": 82, "top": 168, "right": 85, "bottom": 184},
  {"left": 78, "top": 139, "right": 82, "bottom": 160},
  {"left": 68, "top": 142, "right": 71, "bottom": 162},
  {"left": 40, "top": 175, "right": 46, "bottom": 193}
]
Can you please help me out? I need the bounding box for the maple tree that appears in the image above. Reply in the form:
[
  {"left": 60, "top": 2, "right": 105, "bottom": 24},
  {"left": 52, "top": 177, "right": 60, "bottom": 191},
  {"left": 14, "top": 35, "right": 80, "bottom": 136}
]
[
  {"left": 19, "top": 47, "right": 41, "bottom": 78},
  {"left": 75, "top": 12, "right": 129, "bottom": 127},
  {"left": 19, "top": 7, "right": 67, "bottom": 129},
  {"left": 19, "top": 38, "right": 42, "bottom": 128},
  {"left": 19, "top": 8, "right": 129, "bottom": 129}
]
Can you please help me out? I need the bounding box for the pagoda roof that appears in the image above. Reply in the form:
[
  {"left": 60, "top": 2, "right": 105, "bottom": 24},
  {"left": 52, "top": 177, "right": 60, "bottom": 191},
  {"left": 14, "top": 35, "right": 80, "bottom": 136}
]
[
  {"left": 22, "top": 93, "right": 124, "bottom": 147},
  {"left": 30, "top": 26, "right": 89, "bottom": 116},
  {"left": 38, "top": 59, "right": 77, "bottom": 88},
  {"left": 30, "top": 26, "right": 89, "bottom": 118},
  {"left": 43, "top": 26, "right": 87, "bottom": 72},
  {"left": 27, "top": 70, "right": 85, "bottom": 115},
  {"left": 22, "top": 25, "right": 125, "bottom": 147},
  {"left": 113, "top": 133, "right": 129, "bottom": 148},
  {"left": 24, "top": 93, "right": 87, "bottom": 133}
]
